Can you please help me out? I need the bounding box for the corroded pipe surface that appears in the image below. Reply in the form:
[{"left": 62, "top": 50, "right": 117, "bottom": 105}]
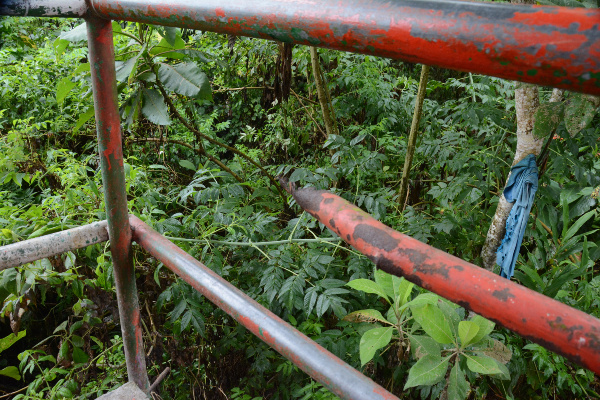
[
  {"left": 0, "top": 221, "right": 108, "bottom": 270},
  {"left": 0, "top": 0, "right": 87, "bottom": 16},
  {"left": 281, "top": 180, "right": 600, "bottom": 375},
  {"left": 129, "top": 215, "right": 399, "bottom": 400},
  {"left": 86, "top": 15, "right": 150, "bottom": 393},
  {"left": 88, "top": 0, "right": 600, "bottom": 95}
]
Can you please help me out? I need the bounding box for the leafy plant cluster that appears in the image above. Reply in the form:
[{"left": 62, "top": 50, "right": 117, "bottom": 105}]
[{"left": 0, "top": 11, "right": 599, "bottom": 400}]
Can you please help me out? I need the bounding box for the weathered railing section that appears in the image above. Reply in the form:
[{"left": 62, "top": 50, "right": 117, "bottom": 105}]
[{"left": 1, "top": 0, "right": 600, "bottom": 397}]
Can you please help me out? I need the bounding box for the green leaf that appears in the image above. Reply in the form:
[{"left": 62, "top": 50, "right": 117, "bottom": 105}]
[
  {"left": 447, "top": 362, "right": 469, "bottom": 400},
  {"left": 158, "top": 62, "right": 212, "bottom": 100},
  {"left": 347, "top": 279, "right": 389, "bottom": 302},
  {"left": 411, "top": 304, "right": 454, "bottom": 344},
  {"left": 56, "top": 78, "right": 76, "bottom": 105},
  {"left": 563, "top": 210, "right": 596, "bottom": 242},
  {"left": 60, "top": 23, "right": 87, "bottom": 42},
  {"left": 374, "top": 269, "right": 394, "bottom": 300},
  {"left": 0, "top": 366, "right": 20, "bottom": 380},
  {"left": 469, "top": 315, "right": 494, "bottom": 344},
  {"left": 533, "top": 102, "right": 564, "bottom": 139},
  {"left": 72, "top": 346, "right": 89, "bottom": 364},
  {"left": 74, "top": 107, "right": 95, "bottom": 132},
  {"left": 0, "top": 330, "right": 26, "bottom": 354},
  {"left": 149, "top": 36, "right": 186, "bottom": 59},
  {"left": 565, "top": 93, "right": 598, "bottom": 136},
  {"left": 408, "top": 334, "right": 441, "bottom": 359},
  {"left": 404, "top": 354, "right": 450, "bottom": 389},
  {"left": 70, "top": 335, "right": 84, "bottom": 348},
  {"left": 400, "top": 293, "right": 438, "bottom": 311},
  {"left": 179, "top": 159, "right": 197, "bottom": 171},
  {"left": 465, "top": 354, "right": 502, "bottom": 375},
  {"left": 53, "top": 321, "right": 68, "bottom": 334},
  {"left": 458, "top": 321, "right": 480, "bottom": 348},
  {"left": 393, "top": 275, "right": 414, "bottom": 306},
  {"left": 359, "top": 326, "right": 394, "bottom": 366},
  {"left": 142, "top": 88, "right": 171, "bottom": 126},
  {"left": 53, "top": 38, "right": 69, "bottom": 60},
  {"left": 477, "top": 338, "right": 512, "bottom": 365},
  {"left": 343, "top": 309, "right": 391, "bottom": 325},
  {"left": 59, "top": 341, "right": 70, "bottom": 361}
]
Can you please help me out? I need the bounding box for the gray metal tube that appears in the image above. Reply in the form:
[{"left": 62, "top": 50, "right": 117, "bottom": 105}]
[
  {"left": 0, "top": 0, "right": 87, "bottom": 17},
  {"left": 130, "top": 215, "right": 399, "bottom": 400},
  {"left": 0, "top": 221, "right": 108, "bottom": 270}
]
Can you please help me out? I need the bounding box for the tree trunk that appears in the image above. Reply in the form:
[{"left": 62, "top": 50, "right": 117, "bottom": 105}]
[
  {"left": 310, "top": 47, "right": 338, "bottom": 137},
  {"left": 398, "top": 64, "right": 430, "bottom": 209}
]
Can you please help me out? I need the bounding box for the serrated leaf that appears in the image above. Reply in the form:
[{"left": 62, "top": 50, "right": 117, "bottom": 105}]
[
  {"left": 0, "top": 366, "right": 20, "bottom": 380},
  {"left": 565, "top": 93, "right": 598, "bottom": 136},
  {"left": 465, "top": 355, "right": 502, "bottom": 375},
  {"left": 459, "top": 321, "right": 480, "bottom": 348},
  {"left": 56, "top": 78, "right": 76, "bottom": 105},
  {"left": 343, "top": 309, "right": 390, "bottom": 325},
  {"left": 447, "top": 362, "right": 469, "bottom": 400},
  {"left": 158, "top": 62, "right": 211, "bottom": 99},
  {"left": 347, "top": 279, "right": 389, "bottom": 302},
  {"left": 412, "top": 304, "right": 454, "bottom": 344},
  {"left": 60, "top": 23, "right": 87, "bottom": 42},
  {"left": 533, "top": 102, "right": 564, "bottom": 139},
  {"left": 404, "top": 354, "right": 450, "bottom": 389},
  {"left": 408, "top": 334, "right": 441, "bottom": 359},
  {"left": 179, "top": 159, "right": 196, "bottom": 171},
  {"left": 181, "top": 310, "right": 192, "bottom": 331},
  {"left": 359, "top": 327, "right": 394, "bottom": 366},
  {"left": 142, "top": 88, "right": 171, "bottom": 125}
]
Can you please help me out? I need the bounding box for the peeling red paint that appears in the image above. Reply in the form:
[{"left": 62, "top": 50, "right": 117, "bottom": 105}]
[{"left": 283, "top": 183, "right": 600, "bottom": 375}]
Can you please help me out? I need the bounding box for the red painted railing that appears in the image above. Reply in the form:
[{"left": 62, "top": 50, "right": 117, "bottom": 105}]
[{"left": 1, "top": 0, "right": 599, "bottom": 397}]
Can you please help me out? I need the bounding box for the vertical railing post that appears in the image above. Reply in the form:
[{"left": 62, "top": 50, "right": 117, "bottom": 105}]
[{"left": 86, "top": 14, "right": 150, "bottom": 393}]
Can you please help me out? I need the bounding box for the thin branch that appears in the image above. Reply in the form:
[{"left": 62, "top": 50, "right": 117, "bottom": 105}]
[{"left": 290, "top": 89, "right": 327, "bottom": 139}]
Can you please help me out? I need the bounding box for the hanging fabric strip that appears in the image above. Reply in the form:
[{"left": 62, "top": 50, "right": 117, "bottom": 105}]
[{"left": 496, "top": 154, "right": 539, "bottom": 279}]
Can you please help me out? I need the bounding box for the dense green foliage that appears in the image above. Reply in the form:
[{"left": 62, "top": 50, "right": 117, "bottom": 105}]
[{"left": 1, "top": 15, "right": 599, "bottom": 400}]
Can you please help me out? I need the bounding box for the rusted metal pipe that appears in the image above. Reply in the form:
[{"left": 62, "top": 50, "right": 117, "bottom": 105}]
[
  {"left": 86, "top": 15, "right": 150, "bottom": 393},
  {"left": 0, "top": 221, "right": 108, "bottom": 270},
  {"left": 0, "top": 0, "right": 87, "bottom": 17},
  {"left": 129, "top": 215, "right": 399, "bottom": 400},
  {"left": 280, "top": 180, "right": 600, "bottom": 375},
  {"left": 87, "top": 0, "right": 600, "bottom": 95}
]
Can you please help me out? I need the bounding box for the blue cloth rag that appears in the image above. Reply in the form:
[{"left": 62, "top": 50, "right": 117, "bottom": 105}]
[{"left": 496, "top": 154, "right": 538, "bottom": 279}]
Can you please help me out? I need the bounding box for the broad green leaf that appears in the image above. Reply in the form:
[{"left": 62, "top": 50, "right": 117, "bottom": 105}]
[
  {"left": 56, "top": 78, "right": 76, "bottom": 105},
  {"left": 437, "top": 299, "right": 460, "bottom": 337},
  {"left": 565, "top": 93, "right": 598, "bottom": 136},
  {"left": 404, "top": 354, "right": 450, "bottom": 389},
  {"left": 142, "top": 88, "right": 171, "bottom": 126},
  {"left": 477, "top": 338, "right": 512, "bottom": 364},
  {"left": 0, "top": 330, "right": 26, "bottom": 353},
  {"left": 408, "top": 334, "right": 441, "bottom": 359},
  {"left": 359, "top": 326, "right": 394, "bottom": 366},
  {"left": 74, "top": 107, "right": 95, "bottom": 132},
  {"left": 53, "top": 38, "right": 69, "bottom": 60},
  {"left": 447, "top": 362, "right": 469, "bottom": 400},
  {"left": 533, "top": 102, "right": 564, "bottom": 139},
  {"left": 347, "top": 279, "right": 389, "bottom": 302},
  {"left": 179, "top": 159, "right": 196, "bottom": 171},
  {"left": 0, "top": 366, "right": 20, "bottom": 380},
  {"left": 149, "top": 36, "right": 186, "bottom": 59},
  {"left": 343, "top": 309, "right": 391, "bottom": 325},
  {"left": 72, "top": 346, "right": 89, "bottom": 364},
  {"left": 458, "top": 321, "right": 480, "bottom": 348},
  {"left": 465, "top": 354, "right": 502, "bottom": 375},
  {"left": 374, "top": 269, "right": 394, "bottom": 300},
  {"left": 411, "top": 304, "right": 454, "bottom": 344},
  {"left": 469, "top": 315, "right": 494, "bottom": 344},
  {"left": 70, "top": 335, "right": 84, "bottom": 348},
  {"left": 158, "top": 62, "right": 212, "bottom": 100},
  {"left": 400, "top": 292, "right": 438, "bottom": 311},
  {"left": 393, "top": 275, "right": 414, "bottom": 306},
  {"left": 53, "top": 321, "right": 68, "bottom": 334},
  {"left": 60, "top": 23, "right": 87, "bottom": 42}
]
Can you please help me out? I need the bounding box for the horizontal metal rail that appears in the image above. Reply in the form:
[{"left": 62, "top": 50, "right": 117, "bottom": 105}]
[
  {"left": 2, "top": 0, "right": 600, "bottom": 95},
  {"left": 129, "top": 215, "right": 399, "bottom": 400},
  {"left": 280, "top": 180, "right": 600, "bottom": 375},
  {"left": 0, "top": 221, "right": 109, "bottom": 270}
]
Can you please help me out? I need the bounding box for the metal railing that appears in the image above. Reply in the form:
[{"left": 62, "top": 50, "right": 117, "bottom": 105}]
[{"left": 1, "top": 0, "right": 599, "bottom": 397}]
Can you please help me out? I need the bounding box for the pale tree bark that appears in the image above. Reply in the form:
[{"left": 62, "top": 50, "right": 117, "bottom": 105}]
[
  {"left": 480, "top": 86, "right": 565, "bottom": 271},
  {"left": 398, "top": 64, "right": 430, "bottom": 209},
  {"left": 310, "top": 47, "right": 338, "bottom": 137}
]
